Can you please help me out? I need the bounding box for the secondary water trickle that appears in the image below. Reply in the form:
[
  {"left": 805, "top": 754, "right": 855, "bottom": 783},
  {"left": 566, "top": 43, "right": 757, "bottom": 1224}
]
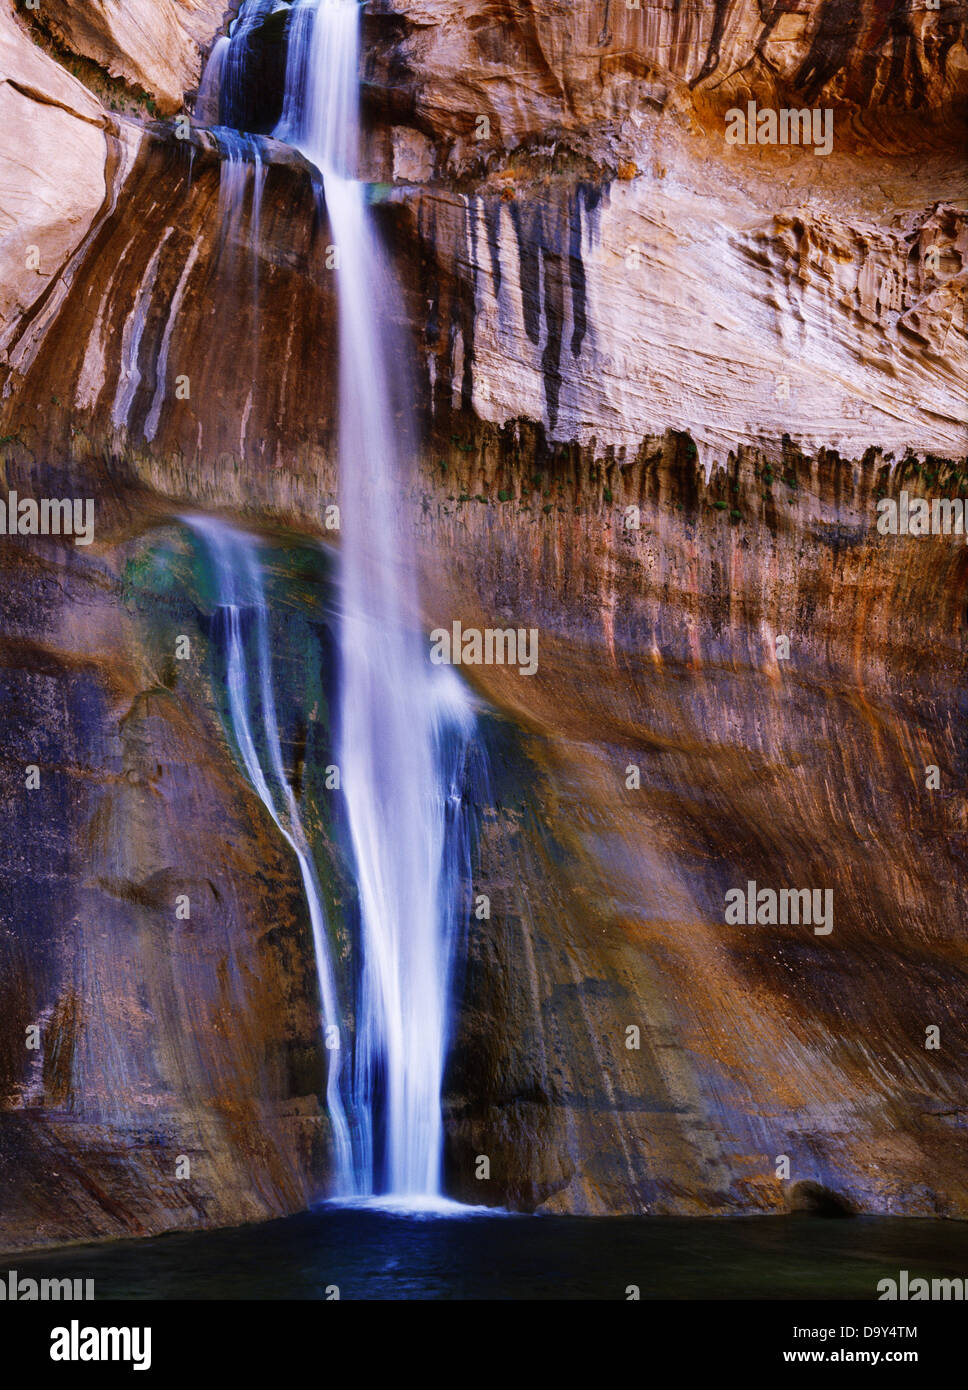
[{"left": 187, "top": 516, "right": 355, "bottom": 1191}]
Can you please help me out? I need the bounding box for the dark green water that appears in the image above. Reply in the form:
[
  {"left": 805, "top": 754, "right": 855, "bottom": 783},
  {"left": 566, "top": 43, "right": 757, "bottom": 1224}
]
[{"left": 11, "top": 1208, "right": 968, "bottom": 1300}]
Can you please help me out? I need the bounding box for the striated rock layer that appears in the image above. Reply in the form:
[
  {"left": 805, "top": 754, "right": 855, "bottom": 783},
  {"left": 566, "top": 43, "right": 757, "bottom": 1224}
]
[
  {"left": 423, "top": 435, "right": 968, "bottom": 1215},
  {"left": 366, "top": 0, "right": 968, "bottom": 171},
  {"left": 0, "top": 0, "right": 966, "bottom": 1246},
  {"left": 22, "top": 0, "right": 227, "bottom": 114}
]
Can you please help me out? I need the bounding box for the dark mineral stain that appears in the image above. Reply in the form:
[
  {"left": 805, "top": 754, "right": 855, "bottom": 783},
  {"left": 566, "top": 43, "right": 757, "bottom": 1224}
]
[
  {"left": 540, "top": 224, "right": 565, "bottom": 434},
  {"left": 458, "top": 201, "right": 477, "bottom": 414},
  {"left": 570, "top": 184, "right": 601, "bottom": 359},
  {"left": 510, "top": 190, "right": 597, "bottom": 433},
  {"left": 484, "top": 199, "right": 502, "bottom": 299},
  {"left": 509, "top": 202, "right": 543, "bottom": 346},
  {"left": 884, "top": 0, "right": 927, "bottom": 110},
  {"left": 795, "top": 0, "right": 865, "bottom": 103},
  {"left": 691, "top": 0, "right": 734, "bottom": 87}
]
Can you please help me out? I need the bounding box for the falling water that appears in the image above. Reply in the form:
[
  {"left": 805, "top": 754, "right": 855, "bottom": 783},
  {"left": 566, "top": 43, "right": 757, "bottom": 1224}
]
[
  {"left": 196, "top": 0, "right": 479, "bottom": 1200},
  {"left": 212, "top": 129, "right": 264, "bottom": 266},
  {"left": 187, "top": 516, "right": 355, "bottom": 1191},
  {"left": 195, "top": 35, "right": 229, "bottom": 126},
  {"left": 284, "top": 0, "right": 479, "bottom": 1199},
  {"left": 220, "top": 0, "right": 280, "bottom": 128},
  {"left": 112, "top": 227, "right": 173, "bottom": 433}
]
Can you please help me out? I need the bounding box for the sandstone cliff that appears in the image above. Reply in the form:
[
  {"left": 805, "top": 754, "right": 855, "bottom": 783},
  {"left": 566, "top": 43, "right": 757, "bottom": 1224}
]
[{"left": 0, "top": 0, "right": 965, "bottom": 1248}]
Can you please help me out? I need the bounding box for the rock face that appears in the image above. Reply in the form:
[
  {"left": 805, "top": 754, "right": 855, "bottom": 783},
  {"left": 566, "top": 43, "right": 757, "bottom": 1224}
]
[
  {"left": 424, "top": 437, "right": 968, "bottom": 1215},
  {"left": 364, "top": 0, "right": 968, "bottom": 166},
  {"left": 0, "top": 5, "right": 112, "bottom": 349},
  {"left": 403, "top": 168, "right": 966, "bottom": 468},
  {"left": 0, "top": 525, "right": 336, "bottom": 1251},
  {"left": 24, "top": 0, "right": 226, "bottom": 113},
  {"left": 0, "top": 0, "right": 966, "bottom": 1248},
  {"left": 3, "top": 0, "right": 964, "bottom": 489}
]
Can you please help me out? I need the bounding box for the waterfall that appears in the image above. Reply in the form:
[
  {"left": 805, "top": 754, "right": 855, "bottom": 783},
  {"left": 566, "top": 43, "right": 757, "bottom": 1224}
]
[
  {"left": 195, "top": 0, "right": 481, "bottom": 1201},
  {"left": 195, "top": 35, "right": 229, "bottom": 126},
  {"left": 187, "top": 516, "right": 355, "bottom": 1192},
  {"left": 220, "top": 0, "right": 280, "bottom": 129},
  {"left": 213, "top": 129, "right": 263, "bottom": 262},
  {"left": 284, "top": 0, "right": 478, "bottom": 1200}
]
